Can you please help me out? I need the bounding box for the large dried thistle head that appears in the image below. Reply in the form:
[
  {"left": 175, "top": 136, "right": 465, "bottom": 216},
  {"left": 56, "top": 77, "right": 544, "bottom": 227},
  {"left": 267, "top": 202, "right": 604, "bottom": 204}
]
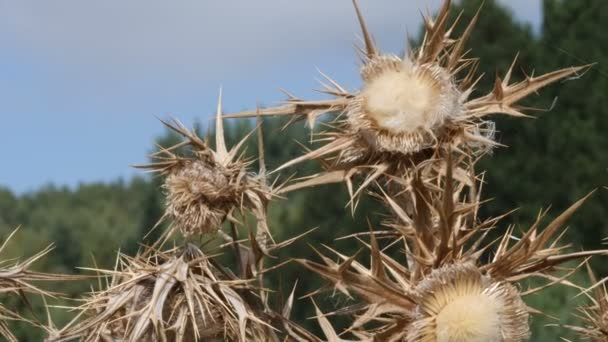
[
  {"left": 224, "top": 0, "right": 588, "bottom": 200},
  {"left": 137, "top": 90, "right": 273, "bottom": 238},
  {"left": 0, "top": 228, "right": 70, "bottom": 342},
  {"left": 294, "top": 166, "right": 606, "bottom": 341},
  {"left": 407, "top": 263, "right": 529, "bottom": 342},
  {"left": 52, "top": 244, "right": 273, "bottom": 342}
]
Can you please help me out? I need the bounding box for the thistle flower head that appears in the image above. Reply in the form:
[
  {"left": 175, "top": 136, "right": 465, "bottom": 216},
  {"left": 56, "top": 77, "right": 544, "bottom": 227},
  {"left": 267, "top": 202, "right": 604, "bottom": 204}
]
[
  {"left": 164, "top": 158, "right": 239, "bottom": 235},
  {"left": 54, "top": 245, "right": 271, "bottom": 341},
  {"left": 409, "top": 263, "right": 529, "bottom": 342},
  {"left": 352, "top": 55, "right": 462, "bottom": 155},
  {"left": 136, "top": 90, "right": 273, "bottom": 238},
  {"left": 223, "top": 0, "right": 589, "bottom": 201}
]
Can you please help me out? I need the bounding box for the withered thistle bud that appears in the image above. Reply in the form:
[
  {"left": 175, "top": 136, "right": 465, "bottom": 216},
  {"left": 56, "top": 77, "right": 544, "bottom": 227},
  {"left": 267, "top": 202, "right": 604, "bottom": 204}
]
[{"left": 164, "top": 159, "right": 240, "bottom": 235}]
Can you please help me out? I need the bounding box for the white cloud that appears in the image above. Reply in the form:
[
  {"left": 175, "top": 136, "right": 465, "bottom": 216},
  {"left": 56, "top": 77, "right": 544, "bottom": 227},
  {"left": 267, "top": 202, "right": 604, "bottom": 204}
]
[{"left": 0, "top": 0, "right": 539, "bottom": 82}]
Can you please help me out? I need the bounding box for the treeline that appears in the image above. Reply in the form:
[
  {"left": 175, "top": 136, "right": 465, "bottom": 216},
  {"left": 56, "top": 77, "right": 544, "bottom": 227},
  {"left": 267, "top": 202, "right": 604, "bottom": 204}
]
[{"left": 1, "top": 0, "right": 606, "bottom": 340}]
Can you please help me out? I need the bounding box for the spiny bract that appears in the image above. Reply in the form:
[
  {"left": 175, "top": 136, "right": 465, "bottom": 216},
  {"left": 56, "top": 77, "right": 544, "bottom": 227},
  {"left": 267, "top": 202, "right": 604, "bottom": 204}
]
[
  {"left": 564, "top": 265, "right": 608, "bottom": 342},
  {"left": 0, "top": 228, "right": 72, "bottom": 342}
]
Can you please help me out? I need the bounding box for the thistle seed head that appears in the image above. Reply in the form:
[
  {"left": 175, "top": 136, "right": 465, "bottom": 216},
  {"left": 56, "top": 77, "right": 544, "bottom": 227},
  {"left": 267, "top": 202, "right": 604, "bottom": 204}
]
[
  {"left": 221, "top": 0, "right": 589, "bottom": 201},
  {"left": 136, "top": 111, "right": 274, "bottom": 240},
  {"left": 164, "top": 159, "right": 239, "bottom": 235},
  {"left": 409, "top": 263, "right": 529, "bottom": 342},
  {"left": 351, "top": 55, "right": 462, "bottom": 154}
]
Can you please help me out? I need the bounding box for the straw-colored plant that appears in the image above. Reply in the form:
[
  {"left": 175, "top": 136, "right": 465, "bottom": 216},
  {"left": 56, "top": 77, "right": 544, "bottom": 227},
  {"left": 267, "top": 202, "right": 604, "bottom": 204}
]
[
  {"left": 46, "top": 93, "right": 300, "bottom": 342},
  {"left": 50, "top": 244, "right": 274, "bottom": 342},
  {"left": 563, "top": 265, "right": 608, "bottom": 341},
  {"left": 3, "top": 1, "right": 603, "bottom": 341},
  {"left": 136, "top": 91, "right": 274, "bottom": 245},
  {"left": 224, "top": 0, "right": 588, "bottom": 203},
  {"left": 228, "top": 2, "right": 598, "bottom": 341},
  {"left": 293, "top": 163, "right": 604, "bottom": 341},
  {"left": 0, "top": 228, "right": 69, "bottom": 342}
]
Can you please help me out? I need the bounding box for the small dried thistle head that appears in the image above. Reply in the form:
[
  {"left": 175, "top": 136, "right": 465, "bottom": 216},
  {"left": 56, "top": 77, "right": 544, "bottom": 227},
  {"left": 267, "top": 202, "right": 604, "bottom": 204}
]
[
  {"left": 164, "top": 158, "right": 240, "bottom": 235},
  {"left": 223, "top": 0, "right": 589, "bottom": 201},
  {"left": 295, "top": 165, "right": 606, "bottom": 341},
  {"left": 54, "top": 244, "right": 271, "bottom": 342},
  {"left": 137, "top": 91, "right": 273, "bottom": 237}
]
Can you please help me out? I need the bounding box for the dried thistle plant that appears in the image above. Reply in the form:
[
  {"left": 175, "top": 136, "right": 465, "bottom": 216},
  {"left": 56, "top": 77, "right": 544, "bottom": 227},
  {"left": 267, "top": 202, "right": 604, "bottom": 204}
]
[
  {"left": 48, "top": 89, "right": 299, "bottom": 341},
  {"left": 293, "top": 164, "right": 605, "bottom": 341},
  {"left": 47, "top": 214, "right": 315, "bottom": 342},
  {"left": 50, "top": 243, "right": 275, "bottom": 342},
  {"left": 224, "top": 0, "right": 588, "bottom": 202},
  {"left": 0, "top": 228, "right": 71, "bottom": 342},
  {"left": 136, "top": 91, "right": 274, "bottom": 243},
  {"left": 563, "top": 265, "right": 608, "bottom": 341},
  {"left": 27, "top": 1, "right": 600, "bottom": 341}
]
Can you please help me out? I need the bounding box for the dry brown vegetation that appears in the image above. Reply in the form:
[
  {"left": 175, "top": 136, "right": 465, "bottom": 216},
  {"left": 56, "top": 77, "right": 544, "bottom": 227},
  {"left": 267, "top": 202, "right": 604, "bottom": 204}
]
[{"left": 1, "top": 1, "right": 606, "bottom": 341}]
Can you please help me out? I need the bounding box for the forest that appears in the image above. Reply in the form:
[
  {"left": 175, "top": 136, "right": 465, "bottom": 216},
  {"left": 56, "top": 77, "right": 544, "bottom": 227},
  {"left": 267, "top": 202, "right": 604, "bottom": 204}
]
[{"left": 1, "top": 0, "right": 607, "bottom": 340}]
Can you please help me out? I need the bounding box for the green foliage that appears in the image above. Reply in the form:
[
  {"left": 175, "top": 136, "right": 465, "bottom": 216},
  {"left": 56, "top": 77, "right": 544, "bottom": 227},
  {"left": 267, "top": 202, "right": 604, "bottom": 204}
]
[
  {"left": 0, "top": 180, "right": 155, "bottom": 340},
  {"left": 523, "top": 268, "right": 589, "bottom": 341},
  {"left": 473, "top": 0, "right": 608, "bottom": 268}
]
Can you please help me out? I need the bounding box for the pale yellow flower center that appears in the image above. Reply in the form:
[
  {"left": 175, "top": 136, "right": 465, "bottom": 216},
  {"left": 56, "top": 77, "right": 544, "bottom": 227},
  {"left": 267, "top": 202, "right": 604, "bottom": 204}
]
[
  {"left": 435, "top": 293, "right": 502, "bottom": 342},
  {"left": 363, "top": 66, "right": 442, "bottom": 134}
]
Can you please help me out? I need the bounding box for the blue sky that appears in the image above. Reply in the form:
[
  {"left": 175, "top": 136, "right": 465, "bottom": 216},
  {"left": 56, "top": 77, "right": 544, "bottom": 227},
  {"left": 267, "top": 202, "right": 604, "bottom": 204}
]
[{"left": 0, "top": 0, "right": 540, "bottom": 193}]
